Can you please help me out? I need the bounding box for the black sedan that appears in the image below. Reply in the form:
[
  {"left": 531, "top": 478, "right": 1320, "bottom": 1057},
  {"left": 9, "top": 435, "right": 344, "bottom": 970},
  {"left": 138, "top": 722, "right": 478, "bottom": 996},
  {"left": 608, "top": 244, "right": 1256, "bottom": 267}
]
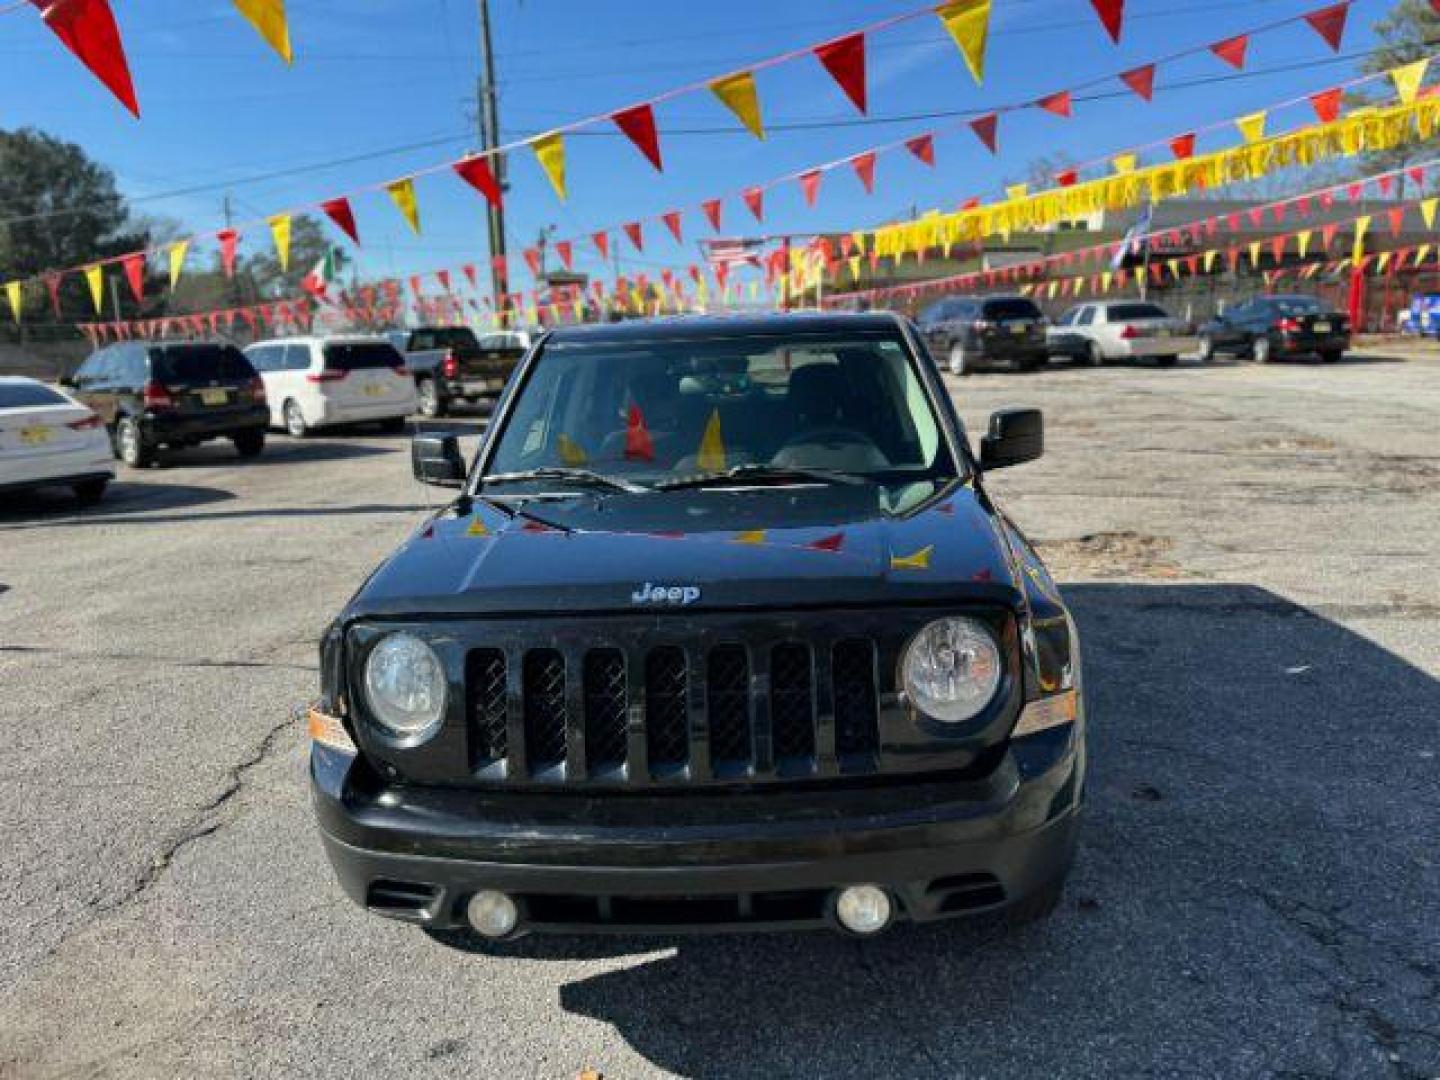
[{"left": 1198, "top": 295, "right": 1350, "bottom": 364}]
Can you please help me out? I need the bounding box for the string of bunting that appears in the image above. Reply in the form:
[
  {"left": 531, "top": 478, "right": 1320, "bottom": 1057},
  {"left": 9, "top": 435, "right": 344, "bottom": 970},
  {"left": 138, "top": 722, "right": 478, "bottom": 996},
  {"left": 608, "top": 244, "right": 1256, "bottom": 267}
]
[{"left": 5, "top": 0, "right": 1372, "bottom": 312}]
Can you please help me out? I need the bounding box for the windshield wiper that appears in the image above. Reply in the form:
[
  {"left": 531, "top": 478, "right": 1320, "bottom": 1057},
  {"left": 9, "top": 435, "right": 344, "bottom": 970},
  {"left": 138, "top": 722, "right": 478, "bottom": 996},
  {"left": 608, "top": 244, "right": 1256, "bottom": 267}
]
[
  {"left": 480, "top": 467, "right": 648, "bottom": 494},
  {"left": 654, "top": 464, "right": 867, "bottom": 492}
]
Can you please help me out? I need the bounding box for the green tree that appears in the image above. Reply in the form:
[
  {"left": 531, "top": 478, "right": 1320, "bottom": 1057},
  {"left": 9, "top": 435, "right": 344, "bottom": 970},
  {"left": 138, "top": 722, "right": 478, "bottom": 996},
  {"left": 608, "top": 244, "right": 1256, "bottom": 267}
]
[
  {"left": 244, "top": 214, "right": 349, "bottom": 298},
  {"left": 1355, "top": 0, "right": 1439, "bottom": 185}
]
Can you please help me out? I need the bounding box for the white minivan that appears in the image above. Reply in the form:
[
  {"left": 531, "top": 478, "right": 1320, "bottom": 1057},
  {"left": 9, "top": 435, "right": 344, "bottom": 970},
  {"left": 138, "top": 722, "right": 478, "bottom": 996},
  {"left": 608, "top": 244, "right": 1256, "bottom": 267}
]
[{"left": 245, "top": 336, "right": 418, "bottom": 437}]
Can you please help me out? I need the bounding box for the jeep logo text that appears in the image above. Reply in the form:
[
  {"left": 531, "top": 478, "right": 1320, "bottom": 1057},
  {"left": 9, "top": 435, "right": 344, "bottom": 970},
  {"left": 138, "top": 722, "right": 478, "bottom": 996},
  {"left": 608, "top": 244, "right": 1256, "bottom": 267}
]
[{"left": 631, "top": 583, "right": 701, "bottom": 605}]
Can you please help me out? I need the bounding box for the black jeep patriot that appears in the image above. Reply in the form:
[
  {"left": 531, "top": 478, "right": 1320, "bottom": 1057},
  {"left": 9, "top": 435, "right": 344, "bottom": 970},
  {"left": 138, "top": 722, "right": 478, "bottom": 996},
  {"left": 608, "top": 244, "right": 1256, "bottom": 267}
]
[{"left": 308, "top": 312, "right": 1084, "bottom": 939}]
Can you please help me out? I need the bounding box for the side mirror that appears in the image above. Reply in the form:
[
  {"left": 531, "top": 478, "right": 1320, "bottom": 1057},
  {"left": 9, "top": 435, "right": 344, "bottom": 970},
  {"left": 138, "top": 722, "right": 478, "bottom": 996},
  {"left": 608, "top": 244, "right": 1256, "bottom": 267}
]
[
  {"left": 58, "top": 375, "right": 77, "bottom": 389},
  {"left": 979, "top": 408, "right": 1043, "bottom": 470},
  {"left": 411, "top": 433, "right": 467, "bottom": 487}
]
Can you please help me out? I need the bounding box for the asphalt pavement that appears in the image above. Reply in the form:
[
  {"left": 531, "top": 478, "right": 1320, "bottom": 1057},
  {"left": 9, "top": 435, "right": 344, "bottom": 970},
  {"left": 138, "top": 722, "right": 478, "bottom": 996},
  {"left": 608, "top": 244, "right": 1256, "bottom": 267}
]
[{"left": 1, "top": 349, "right": 1437, "bottom": 1079}]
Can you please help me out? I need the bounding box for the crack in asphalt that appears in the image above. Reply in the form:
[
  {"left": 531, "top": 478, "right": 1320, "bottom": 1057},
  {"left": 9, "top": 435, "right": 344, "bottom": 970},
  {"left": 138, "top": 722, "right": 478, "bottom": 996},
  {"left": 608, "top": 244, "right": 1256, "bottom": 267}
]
[{"left": 0, "top": 643, "right": 317, "bottom": 673}]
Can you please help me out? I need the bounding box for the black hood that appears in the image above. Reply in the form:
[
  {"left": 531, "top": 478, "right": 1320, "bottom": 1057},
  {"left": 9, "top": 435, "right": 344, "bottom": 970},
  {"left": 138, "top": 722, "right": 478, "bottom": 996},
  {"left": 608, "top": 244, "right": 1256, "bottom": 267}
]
[{"left": 345, "top": 483, "right": 1022, "bottom": 619}]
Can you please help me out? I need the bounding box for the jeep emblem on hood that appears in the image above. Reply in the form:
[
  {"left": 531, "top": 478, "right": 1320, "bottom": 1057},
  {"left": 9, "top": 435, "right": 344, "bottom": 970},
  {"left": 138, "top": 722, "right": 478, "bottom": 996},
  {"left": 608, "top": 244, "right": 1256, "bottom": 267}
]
[{"left": 632, "top": 583, "right": 701, "bottom": 605}]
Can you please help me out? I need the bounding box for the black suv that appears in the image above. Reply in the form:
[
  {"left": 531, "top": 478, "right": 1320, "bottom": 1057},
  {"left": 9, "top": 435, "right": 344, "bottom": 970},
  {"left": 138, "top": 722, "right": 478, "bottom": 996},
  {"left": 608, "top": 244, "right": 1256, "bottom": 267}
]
[
  {"left": 918, "top": 294, "right": 1048, "bottom": 376},
  {"left": 65, "top": 342, "right": 269, "bottom": 467},
  {"left": 1198, "top": 294, "right": 1350, "bottom": 364},
  {"left": 307, "top": 312, "right": 1084, "bottom": 940}
]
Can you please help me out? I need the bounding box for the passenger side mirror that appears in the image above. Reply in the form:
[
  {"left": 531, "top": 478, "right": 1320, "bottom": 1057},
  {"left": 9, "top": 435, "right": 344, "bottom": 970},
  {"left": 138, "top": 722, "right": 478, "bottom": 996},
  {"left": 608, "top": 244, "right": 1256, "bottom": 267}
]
[
  {"left": 411, "top": 433, "right": 467, "bottom": 488},
  {"left": 979, "top": 408, "right": 1043, "bottom": 470}
]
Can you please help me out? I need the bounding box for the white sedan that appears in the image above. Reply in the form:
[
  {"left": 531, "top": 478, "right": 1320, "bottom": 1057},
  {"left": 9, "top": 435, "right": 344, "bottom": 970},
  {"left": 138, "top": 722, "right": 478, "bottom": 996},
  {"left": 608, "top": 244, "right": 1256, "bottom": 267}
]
[{"left": 0, "top": 376, "right": 115, "bottom": 504}]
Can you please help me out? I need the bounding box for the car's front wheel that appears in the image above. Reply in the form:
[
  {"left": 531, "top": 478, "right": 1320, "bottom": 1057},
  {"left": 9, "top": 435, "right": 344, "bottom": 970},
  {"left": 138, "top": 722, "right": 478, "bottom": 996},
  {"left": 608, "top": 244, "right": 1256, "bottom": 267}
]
[
  {"left": 1197, "top": 335, "right": 1215, "bottom": 363},
  {"left": 114, "top": 417, "right": 153, "bottom": 468},
  {"left": 283, "top": 400, "right": 309, "bottom": 439},
  {"left": 73, "top": 478, "right": 108, "bottom": 505},
  {"left": 233, "top": 430, "right": 265, "bottom": 458},
  {"left": 417, "top": 378, "right": 447, "bottom": 417},
  {"left": 1253, "top": 336, "right": 1273, "bottom": 363},
  {"left": 1087, "top": 341, "right": 1105, "bottom": 367},
  {"left": 947, "top": 344, "right": 971, "bottom": 377},
  {"left": 1321, "top": 349, "right": 1344, "bottom": 363}
]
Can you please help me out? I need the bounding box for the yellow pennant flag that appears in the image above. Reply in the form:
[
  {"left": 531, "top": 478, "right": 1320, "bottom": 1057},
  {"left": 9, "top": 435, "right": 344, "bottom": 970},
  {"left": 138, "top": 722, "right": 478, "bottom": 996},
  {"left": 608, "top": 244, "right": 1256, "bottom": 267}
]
[
  {"left": 530, "top": 132, "right": 567, "bottom": 201},
  {"left": 1248, "top": 240, "right": 1263, "bottom": 267},
  {"left": 1236, "top": 110, "right": 1267, "bottom": 143},
  {"left": 1376, "top": 251, "right": 1392, "bottom": 273},
  {"left": 268, "top": 214, "right": 292, "bottom": 271},
  {"left": 847, "top": 255, "right": 861, "bottom": 280},
  {"left": 1203, "top": 249, "right": 1218, "bottom": 273},
  {"left": 1112, "top": 153, "right": 1137, "bottom": 175},
  {"left": 1005, "top": 182, "right": 1028, "bottom": 201},
  {"left": 1391, "top": 58, "right": 1429, "bottom": 105},
  {"left": 1100, "top": 270, "right": 1113, "bottom": 292},
  {"left": 385, "top": 178, "right": 422, "bottom": 234},
  {"left": 1352, "top": 215, "right": 1371, "bottom": 261},
  {"left": 1417, "top": 243, "right": 1432, "bottom": 266},
  {"left": 168, "top": 240, "right": 190, "bottom": 290},
  {"left": 232, "top": 0, "right": 291, "bottom": 63},
  {"left": 709, "top": 71, "right": 764, "bottom": 140},
  {"left": 85, "top": 265, "right": 105, "bottom": 314},
  {"left": 1166, "top": 258, "right": 1179, "bottom": 280},
  {"left": 890, "top": 545, "right": 934, "bottom": 571},
  {"left": 557, "top": 434, "right": 588, "bottom": 465},
  {"left": 696, "top": 409, "right": 726, "bottom": 472},
  {"left": 1047, "top": 280, "right": 1058, "bottom": 299},
  {"left": 1297, "top": 230, "right": 1312, "bottom": 258},
  {"left": 5, "top": 282, "right": 21, "bottom": 323},
  {"left": 937, "top": 0, "right": 991, "bottom": 85},
  {"left": 1420, "top": 198, "right": 1437, "bottom": 230},
  {"left": 732, "top": 530, "right": 767, "bottom": 545}
]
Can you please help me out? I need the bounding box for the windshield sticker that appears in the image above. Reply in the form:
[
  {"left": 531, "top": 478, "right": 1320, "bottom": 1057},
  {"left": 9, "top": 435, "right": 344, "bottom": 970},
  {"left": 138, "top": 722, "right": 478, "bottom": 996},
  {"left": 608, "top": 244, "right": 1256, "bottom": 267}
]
[
  {"left": 624, "top": 403, "right": 655, "bottom": 462},
  {"left": 466, "top": 517, "right": 489, "bottom": 537},
  {"left": 807, "top": 532, "right": 845, "bottom": 553},
  {"left": 890, "top": 545, "right": 934, "bottom": 571},
  {"left": 557, "top": 434, "right": 589, "bottom": 466},
  {"left": 696, "top": 409, "right": 727, "bottom": 472}
]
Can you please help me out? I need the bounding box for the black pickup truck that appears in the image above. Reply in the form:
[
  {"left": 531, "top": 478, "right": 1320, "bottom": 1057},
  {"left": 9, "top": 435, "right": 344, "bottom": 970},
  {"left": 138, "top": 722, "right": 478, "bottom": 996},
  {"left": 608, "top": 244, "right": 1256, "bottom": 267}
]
[
  {"left": 308, "top": 312, "right": 1084, "bottom": 940},
  {"left": 386, "top": 327, "right": 529, "bottom": 418}
]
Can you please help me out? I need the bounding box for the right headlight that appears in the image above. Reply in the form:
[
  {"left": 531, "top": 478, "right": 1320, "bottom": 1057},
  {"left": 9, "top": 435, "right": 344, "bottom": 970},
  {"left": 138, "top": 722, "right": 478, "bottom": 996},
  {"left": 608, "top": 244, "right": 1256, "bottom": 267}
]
[
  {"left": 902, "top": 617, "right": 1002, "bottom": 724},
  {"left": 363, "top": 632, "right": 447, "bottom": 740}
]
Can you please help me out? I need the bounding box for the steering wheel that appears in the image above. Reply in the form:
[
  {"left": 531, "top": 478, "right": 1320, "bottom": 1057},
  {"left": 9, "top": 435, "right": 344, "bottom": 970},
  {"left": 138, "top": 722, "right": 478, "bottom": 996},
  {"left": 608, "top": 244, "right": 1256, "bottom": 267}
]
[{"left": 779, "top": 426, "right": 880, "bottom": 451}]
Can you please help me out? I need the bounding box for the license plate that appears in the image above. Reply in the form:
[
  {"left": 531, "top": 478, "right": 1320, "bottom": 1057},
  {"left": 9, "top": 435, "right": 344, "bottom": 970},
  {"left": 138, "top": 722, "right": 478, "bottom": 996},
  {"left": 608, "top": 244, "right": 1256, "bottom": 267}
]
[
  {"left": 1313, "top": 321, "right": 1331, "bottom": 333},
  {"left": 1010, "top": 323, "right": 1027, "bottom": 335},
  {"left": 1156, "top": 327, "right": 1171, "bottom": 338},
  {"left": 19, "top": 425, "right": 52, "bottom": 445},
  {"left": 200, "top": 388, "right": 228, "bottom": 405},
  {"left": 363, "top": 383, "right": 386, "bottom": 397}
]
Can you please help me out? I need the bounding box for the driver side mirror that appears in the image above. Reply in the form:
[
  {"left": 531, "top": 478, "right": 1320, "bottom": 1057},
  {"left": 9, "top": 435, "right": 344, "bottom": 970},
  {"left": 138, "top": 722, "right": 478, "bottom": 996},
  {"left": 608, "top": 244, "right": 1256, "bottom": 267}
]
[
  {"left": 411, "top": 433, "right": 467, "bottom": 488},
  {"left": 979, "top": 408, "right": 1043, "bottom": 470}
]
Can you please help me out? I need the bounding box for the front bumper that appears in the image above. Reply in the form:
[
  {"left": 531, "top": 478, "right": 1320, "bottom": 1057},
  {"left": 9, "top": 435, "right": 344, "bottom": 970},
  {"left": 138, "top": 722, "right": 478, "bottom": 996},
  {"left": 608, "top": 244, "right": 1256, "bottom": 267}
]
[{"left": 311, "top": 723, "right": 1084, "bottom": 935}]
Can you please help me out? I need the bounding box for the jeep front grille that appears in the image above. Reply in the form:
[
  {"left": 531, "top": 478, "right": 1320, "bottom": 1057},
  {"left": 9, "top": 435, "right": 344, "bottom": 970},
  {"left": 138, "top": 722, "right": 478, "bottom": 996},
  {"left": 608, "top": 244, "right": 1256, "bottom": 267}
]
[{"left": 464, "top": 638, "right": 882, "bottom": 785}]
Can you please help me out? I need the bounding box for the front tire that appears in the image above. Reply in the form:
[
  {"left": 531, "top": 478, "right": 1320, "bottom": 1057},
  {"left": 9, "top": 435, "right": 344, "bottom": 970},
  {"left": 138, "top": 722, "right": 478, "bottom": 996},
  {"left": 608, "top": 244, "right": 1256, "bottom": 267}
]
[
  {"left": 1197, "top": 335, "right": 1215, "bottom": 363},
  {"left": 1087, "top": 341, "right": 1105, "bottom": 367},
  {"left": 417, "top": 378, "right": 448, "bottom": 417},
  {"left": 1321, "top": 349, "right": 1343, "bottom": 363},
  {"left": 1253, "top": 336, "right": 1273, "bottom": 364},
  {"left": 233, "top": 430, "right": 265, "bottom": 458},
  {"left": 73, "top": 478, "right": 108, "bottom": 505},
  {"left": 1156, "top": 355, "right": 1177, "bottom": 368},
  {"left": 378, "top": 417, "right": 408, "bottom": 434},
  {"left": 114, "top": 417, "right": 153, "bottom": 469},
  {"left": 283, "top": 400, "right": 309, "bottom": 439}
]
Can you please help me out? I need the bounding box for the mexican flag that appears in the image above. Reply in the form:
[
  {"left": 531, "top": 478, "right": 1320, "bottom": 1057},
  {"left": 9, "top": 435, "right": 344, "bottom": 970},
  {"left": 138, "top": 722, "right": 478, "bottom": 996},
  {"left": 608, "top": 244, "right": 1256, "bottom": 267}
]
[{"left": 301, "top": 249, "right": 339, "bottom": 303}]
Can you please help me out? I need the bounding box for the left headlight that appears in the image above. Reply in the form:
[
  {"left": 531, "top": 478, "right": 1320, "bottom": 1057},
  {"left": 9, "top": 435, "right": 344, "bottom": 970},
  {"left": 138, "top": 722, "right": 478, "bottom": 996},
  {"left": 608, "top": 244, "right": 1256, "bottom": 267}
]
[
  {"left": 902, "top": 617, "right": 1002, "bottom": 724},
  {"left": 363, "top": 632, "right": 447, "bottom": 740}
]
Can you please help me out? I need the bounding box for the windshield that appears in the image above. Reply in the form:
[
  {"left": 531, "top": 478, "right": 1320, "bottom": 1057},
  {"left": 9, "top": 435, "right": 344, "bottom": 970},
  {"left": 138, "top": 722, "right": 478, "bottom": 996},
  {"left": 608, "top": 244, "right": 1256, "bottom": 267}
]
[
  {"left": 484, "top": 332, "right": 955, "bottom": 488},
  {"left": 1272, "top": 297, "right": 1323, "bottom": 315}
]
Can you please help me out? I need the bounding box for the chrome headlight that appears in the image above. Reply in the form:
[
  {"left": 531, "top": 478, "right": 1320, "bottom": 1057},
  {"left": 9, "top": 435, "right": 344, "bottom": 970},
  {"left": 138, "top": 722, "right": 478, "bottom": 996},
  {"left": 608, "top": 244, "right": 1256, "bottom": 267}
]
[
  {"left": 902, "top": 617, "right": 1002, "bottom": 723},
  {"left": 363, "top": 632, "right": 447, "bottom": 740}
]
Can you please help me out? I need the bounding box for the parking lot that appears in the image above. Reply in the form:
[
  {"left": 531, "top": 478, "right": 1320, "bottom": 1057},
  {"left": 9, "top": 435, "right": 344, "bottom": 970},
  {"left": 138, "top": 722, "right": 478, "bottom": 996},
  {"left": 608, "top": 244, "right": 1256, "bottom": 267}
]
[{"left": 2, "top": 348, "right": 1438, "bottom": 1079}]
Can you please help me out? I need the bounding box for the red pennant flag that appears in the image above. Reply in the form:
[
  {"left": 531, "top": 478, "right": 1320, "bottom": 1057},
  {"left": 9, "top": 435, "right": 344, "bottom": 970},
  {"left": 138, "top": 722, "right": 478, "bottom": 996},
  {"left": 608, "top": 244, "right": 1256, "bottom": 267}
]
[
  {"left": 702, "top": 198, "right": 723, "bottom": 232},
  {"left": 1210, "top": 34, "right": 1249, "bottom": 70},
  {"left": 807, "top": 532, "right": 845, "bottom": 552},
  {"left": 662, "top": 211, "right": 683, "bottom": 244},
  {"left": 624, "top": 403, "right": 654, "bottom": 462},
  {"left": 813, "top": 33, "right": 867, "bottom": 114},
  {"left": 217, "top": 229, "right": 239, "bottom": 278},
  {"left": 1378, "top": 174, "right": 1395, "bottom": 197},
  {"left": 1270, "top": 236, "right": 1287, "bottom": 263},
  {"left": 1169, "top": 132, "right": 1196, "bottom": 160},
  {"left": 905, "top": 134, "right": 935, "bottom": 166},
  {"left": 799, "top": 169, "right": 822, "bottom": 207},
  {"left": 1119, "top": 63, "right": 1156, "bottom": 102},
  {"left": 436, "top": 269, "right": 452, "bottom": 291},
  {"left": 1319, "top": 191, "right": 1335, "bottom": 210},
  {"left": 453, "top": 155, "right": 503, "bottom": 208},
  {"left": 1272, "top": 204, "right": 1287, "bottom": 225},
  {"left": 850, "top": 151, "right": 876, "bottom": 194},
  {"left": 408, "top": 275, "right": 423, "bottom": 297},
  {"left": 1088, "top": 0, "right": 1125, "bottom": 42},
  {"left": 592, "top": 231, "right": 610, "bottom": 260},
  {"left": 968, "top": 112, "right": 998, "bottom": 153},
  {"left": 1295, "top": 196, "right": 1311, "bottom": 217},
  {"left": 622, "top": 221, "right": 644, "bottom": 252},
  {"left": 1346, "top": 182, "right": 1364, "bottom": 201},
  {"left": 611, "top": 103, "right": 663, "bottom": 171},
  {"left": 45, "top": 274, "right": 64, "bottom": 317},
  {"left": 1037, "top": 90, "right": 1072, "bottom": 118},
  {"left": 1309, "top": 87, "right": 1344, "bottom": 123},
  {"left": 1321, "top": 223, "right": 1338, "bottom": 249},
  {"left": 320, "top": 197, "right": 360, "bottom": 245},
  {"left": 523, "top": 247, "right": 542, "bottom": 277},
  {"left": 1056, "top": 168, "right": 1079, "bottom": 187},
  {"left": 1303, "top": 3, "right": 1348, "bottom": 52},
  {"left": 1247, "top": 207, "right": 1265, "bottom": 228},
  {"left": 120, "top": 254, "right": 144, "bottom": 302},
  {"left": 1388, "top": 206, "right": 1405, "bottom": 237},
  {"left": 742, "top": 186, "right": 764, "bottom": 222},
  {"left": 32, "top": 0, "right": 139, "bottom": 117},
  {"left": 1407, "top": 165, "right": 1426, "bottom": 187},
  {"left": 552, "top": 240, "right": 573, "bottom": 272}
]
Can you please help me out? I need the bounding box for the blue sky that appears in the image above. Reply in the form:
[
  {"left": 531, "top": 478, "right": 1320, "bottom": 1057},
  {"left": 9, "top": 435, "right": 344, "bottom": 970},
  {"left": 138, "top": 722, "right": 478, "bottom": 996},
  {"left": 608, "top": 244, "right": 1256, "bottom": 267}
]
[{"left": 0, "top": 0, "right": 1397, "bottom": 295}]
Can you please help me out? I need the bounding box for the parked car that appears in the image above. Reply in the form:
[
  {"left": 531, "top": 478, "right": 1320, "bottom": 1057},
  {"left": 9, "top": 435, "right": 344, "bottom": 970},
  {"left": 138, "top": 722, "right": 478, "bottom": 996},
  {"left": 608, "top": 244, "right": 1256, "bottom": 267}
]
[
  {"left": 1400, "top": 293, "right": 1440, "bottom": 337},
  {"left": 1198, "top": 295, "right": 1350, "bottom": 363},
  {"left": 916, "top": 295, "right": 1048, "bottom": 375},
  {"left": 386, "top": 326, "right": 529, "bottom": 417},
  {"left": 0, "top": 376, "right": 115, "bottom": 503},
  {"left": 246, "top": 336, "right": 418, "bottom": 438},
  {"left": 306, "top": 311, "right": 1084, "bottom": 941},
  {"left": 1046, "top": 301, "right": 1197, "bottom": 367},
  {"left": 62, "top": 342, "right": 268, "bottom": 467}
]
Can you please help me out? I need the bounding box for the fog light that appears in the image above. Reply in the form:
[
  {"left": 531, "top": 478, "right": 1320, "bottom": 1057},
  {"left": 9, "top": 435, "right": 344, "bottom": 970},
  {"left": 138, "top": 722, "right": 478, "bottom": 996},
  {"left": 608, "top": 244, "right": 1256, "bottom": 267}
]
[
  {"left": 467, "top": 890, "right": 519, "bottom": 939},
  {"left": 834, "top": 885, "right": 893, "bottom": 935}
]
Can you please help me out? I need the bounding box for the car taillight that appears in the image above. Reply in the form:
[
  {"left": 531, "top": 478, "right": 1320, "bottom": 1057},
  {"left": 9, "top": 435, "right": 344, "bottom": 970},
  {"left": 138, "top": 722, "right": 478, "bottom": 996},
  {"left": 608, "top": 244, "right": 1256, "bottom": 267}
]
[
  {"left": 1119, "top": 324, "right": 1141, "bottom": 339},
  {"left": 247, "top": 376, "right": 267, "bottom": 402},
  {"left": 1276, "top": 318, "right": 1301, "bottom": 333},
  {"left": 441, "top": 351, "right": 460, "bottom": 378},
  {"left": 142, "top": 380, "right": 175, "bottom": 409},
  {"left": 305, "top": 370, "right": 346, "bottom": 383},
  {"left": 391, "top": 364, "right": 410, "bottom": 377},
  {"left": 67, "top": 413, "right": 103, "bottom": 431}
]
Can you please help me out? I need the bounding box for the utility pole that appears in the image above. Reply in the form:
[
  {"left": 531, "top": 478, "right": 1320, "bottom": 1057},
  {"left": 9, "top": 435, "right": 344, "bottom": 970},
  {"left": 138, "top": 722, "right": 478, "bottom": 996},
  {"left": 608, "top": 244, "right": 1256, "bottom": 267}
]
[{"left": 477, "top": 0, "right": 509, "bottom": 324}]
